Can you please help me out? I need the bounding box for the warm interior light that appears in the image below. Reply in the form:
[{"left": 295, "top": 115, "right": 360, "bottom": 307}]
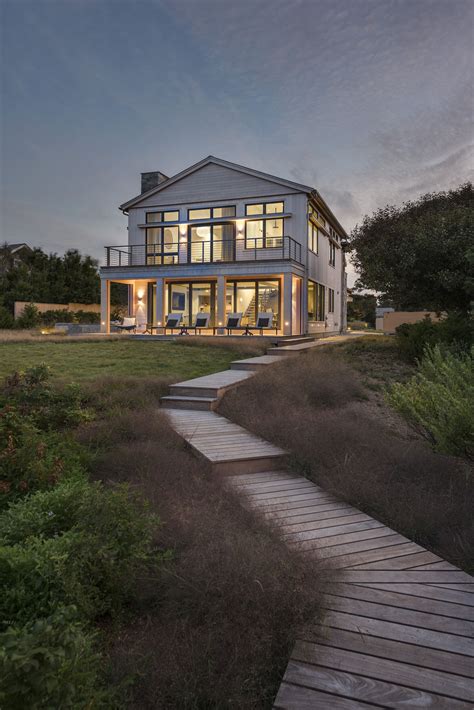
[
  {"left": 236, "top": 220, "right": 245, "bottom": 232},
  {"left": 218, "top": 322, "right": 222, "bottom": 326},
  {"left": 179, "top": 224, "right": 187, "bottom": 235},
  {"left": 285, "top": 321, "right": 289, "bottom": 326},
  {"left": 157, "top": 321, "right": 162, "bottom": 326}
]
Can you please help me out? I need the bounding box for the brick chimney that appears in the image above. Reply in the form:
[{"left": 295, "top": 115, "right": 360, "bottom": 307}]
[{"left": 141, "top": 171, "right": 169, "bottom": 194}]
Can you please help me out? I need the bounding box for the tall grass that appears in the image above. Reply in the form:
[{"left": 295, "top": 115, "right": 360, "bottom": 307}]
[
  {"left": 388, "top": 345, "right": 474, "bottom": 459},
  {"left": 218, "top": 348, "right": 473, "bottom": 572}
]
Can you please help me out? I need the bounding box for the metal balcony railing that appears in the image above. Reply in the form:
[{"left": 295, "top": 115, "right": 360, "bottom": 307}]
[{"left": 104, "top": 236, "right": 302, "bottom": 267}]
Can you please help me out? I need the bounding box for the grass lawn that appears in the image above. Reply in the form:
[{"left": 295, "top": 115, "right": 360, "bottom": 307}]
[{"left": 0, "top": 339, "right": 262, "bottom": 382}]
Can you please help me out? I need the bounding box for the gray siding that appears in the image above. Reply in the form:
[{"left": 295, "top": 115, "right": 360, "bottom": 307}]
[{"left": 136, "top": 163, "right": 299, "bottom": 207}]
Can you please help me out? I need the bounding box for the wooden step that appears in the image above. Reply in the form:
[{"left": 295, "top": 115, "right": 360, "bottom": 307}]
[
  {"left": 230, "top": 355, "right": 286, "bottom": 370},
  {"left": 160, "top": 395, "right": 217, "bottom": 411},
  {"left": 276, "top": 336, "right": 315, "bottom": 346},
  {"left": 165, "top": 409, "right": 287, "bottom": 475},
  {"left": 169, "top": 369, "right": 253, "bottom": 398}
]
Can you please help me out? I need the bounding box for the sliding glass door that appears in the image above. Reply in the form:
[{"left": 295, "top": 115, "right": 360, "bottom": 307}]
[
  {"left": 167, "top": 281, "right": 215, "bottom": 326},
  {"left": 189, "top": 223, "right": 234, "bottom": 263},
  {"left": 226, "top": 279, "right": 280, "bottom": 327}
]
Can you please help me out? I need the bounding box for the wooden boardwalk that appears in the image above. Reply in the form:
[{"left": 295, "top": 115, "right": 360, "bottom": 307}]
[
  {"left": 230, "top": 470, "right": 474, "bottom": 708},
  {"left": 163, "top": 340, "right": 474, "bottom": 708}
]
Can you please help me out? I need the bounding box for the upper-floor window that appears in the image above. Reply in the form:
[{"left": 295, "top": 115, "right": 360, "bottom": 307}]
[
  {"left": 308, "top": 204, "right": 326, "bottom": 227},
  {"left": 329, "top": 241, "right": 336, "bottom": 267},
  {"left": 245, "top": 216, "right": 283, "bottom": 249},
  {"left": 308, "top": 221, "right": 318, "bottom": 254},
  {"left": 188, "top": 206, "right": 236, "bottom": 220},
  {"left": 245, "top": 201, "right": 284, "bottom": 216},
  {"left": 146, "top": 225, "right": 179, "bottom": 264},
  {"left": 146, "top": 210, "right": 179, "bottom": 223},
  {"left": 328, "top": 288, "right": 335, "bottom": 313}
]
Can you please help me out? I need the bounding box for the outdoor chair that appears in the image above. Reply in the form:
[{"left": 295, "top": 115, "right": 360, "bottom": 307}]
[
  {"left": 115, "top": 316, "right": 137, "bottom": 333},
  {"left": 243, "top": 312, "right": 278, "bottom": 336},
  {"left": 163, "top": 313, "right": 184, "bottom": 334},
  {"left": 212, "top": 312, "right": 242, "bottom": 335},
  {"left": 181, "top": 312, "right": 211, "bottom": 335}
]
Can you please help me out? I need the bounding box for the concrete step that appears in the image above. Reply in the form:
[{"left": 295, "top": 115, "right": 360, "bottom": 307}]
[
  {"left": 170, "top": 385, "right": 222, "bottom": 398},
  {"left": 160, "top": 395, "right": 217, "bottom": 411},
  {"left": 266, "top": 347, "right": 301, "bottom": 357}
]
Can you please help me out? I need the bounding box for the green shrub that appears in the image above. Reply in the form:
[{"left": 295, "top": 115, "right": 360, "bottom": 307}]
[
  {"left": 0, "top": 306, "right": 14, "bottom": 329},
  {"left": 0, "top": 407, "right": 86, "bottom": 508},
  {"left": 0, "top": 365, "right": 93, "bottom": 430},
  {"left": 15, "top": 303, "right": 40, "bottom": 329},
  {"left": 0, "top": 483, "right": 158, "bottom": 622},
  {"left": 396, "top": 313, "right": 473, "bottom": 362},
  {"left": 0, "top": 608, "right": 110, "bottom": 709},
  {"left": 387, "top": 345, "right": 474, "bottom": 458}
]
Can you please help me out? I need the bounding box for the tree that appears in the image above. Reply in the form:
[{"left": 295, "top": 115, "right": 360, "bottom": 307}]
[
  {"left": 347, "top": 293, "right": 377, "bottom": 326},
  {"left": 348, "top": 183, "right": 474, "bottom": 313}
]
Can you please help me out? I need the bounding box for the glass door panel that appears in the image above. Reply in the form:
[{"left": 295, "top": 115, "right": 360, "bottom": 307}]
[
  {"left": 258, "top": 280, "right": 279, "bottom": 325},
  {"left": 162, "top": 226, "right": 179, "bottom": 264},
  {"left": 236, "top": 282, "right": 256, "bottom": 325},
  {"left": 213, "top": 223, "right": 234, "bottom": 262},
  {"left": 191, "top": 282, "right": 214, "bottom": 325},
  {"left": 266, "top": 219, "right": 283, "bottom": 248},
  {"left": 190, "top": 226, "right": 211, "bottom": 263},
  {"left": 169, "top": 283, "right": 189, "bottom": 324}
]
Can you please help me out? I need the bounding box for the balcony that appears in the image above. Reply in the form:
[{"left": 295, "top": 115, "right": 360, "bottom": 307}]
[{"left": 104, "top": 235, "right": 302, "bottom": 268}]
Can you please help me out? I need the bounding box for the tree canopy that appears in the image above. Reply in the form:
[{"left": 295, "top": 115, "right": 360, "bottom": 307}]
[
  {"left": 348, "top": 183, "right": 474, "bottom": 312},
  {"left": 0, "top": 246, "right": 101, "bottom": 310}
]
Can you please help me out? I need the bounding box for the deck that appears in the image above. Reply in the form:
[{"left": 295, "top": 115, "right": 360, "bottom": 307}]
[{"left": 162, "top": 337, "right": 474, "bottom": 708}]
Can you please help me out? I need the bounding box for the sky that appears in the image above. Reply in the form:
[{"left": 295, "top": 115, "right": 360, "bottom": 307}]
[{"left": 1, "top": 0, "right": 473, "bottom": 286}]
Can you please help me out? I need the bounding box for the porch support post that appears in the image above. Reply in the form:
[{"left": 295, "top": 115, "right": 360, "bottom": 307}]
[
  {"left": 217, "top": 275, "right": 226, "bottom": 334},
  {"left": 100, "top": 279, "right": 110, "bottom": 334},
  {"left": 156, "top": 278, "right": 164, "bottom": 326},
  {"left": 283, "top": 272, "right": 292, "bottom": 336}
]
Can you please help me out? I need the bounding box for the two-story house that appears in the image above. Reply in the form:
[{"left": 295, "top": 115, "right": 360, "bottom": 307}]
[{"left": 100, "top": 156, "right": 347, "bottom": 336}]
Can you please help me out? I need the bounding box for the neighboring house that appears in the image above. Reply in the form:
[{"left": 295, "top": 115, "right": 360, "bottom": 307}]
[
  {"left": 0, "top": 242, "right": 32, "bottom": 275},
  {"left": 100, "top": 156, "right": 348, "bottom": 336},
  {"left": 375, "top": 306, "right": 394, "bottom": 331}
]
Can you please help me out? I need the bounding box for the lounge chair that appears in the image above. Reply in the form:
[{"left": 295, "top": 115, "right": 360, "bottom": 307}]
[
  {"left": 244, "top": 312, "right": 278, "bottom": 336},
  {"left": 163, "top": 313, "right": 184, "bottom": 334},
  {"left": 181, "top": 313, "right": 211, "bottom": 335},
  {"left": 212, "top": 313, "right": 243, "bottom": 335},
  {"left": 115, "top": 316, "right": 137, "bottom": 333}
]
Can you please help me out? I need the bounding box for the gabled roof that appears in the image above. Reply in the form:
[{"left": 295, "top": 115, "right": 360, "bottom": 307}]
[
  {"left": 119, "top": 155, "right": 348, "bottom": 237},
  {"left": 119, "top": 155, "right": 314, "bottom": 212}
]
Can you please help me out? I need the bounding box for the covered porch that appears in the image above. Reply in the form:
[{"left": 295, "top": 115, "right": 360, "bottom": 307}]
[{"left": 100, "top": 273, "right": 304, "bottom": 336}]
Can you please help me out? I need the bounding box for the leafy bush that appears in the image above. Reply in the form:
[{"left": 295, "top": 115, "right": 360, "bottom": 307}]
[
  {"left": 15, "top": 303, "right": 40, "bottom": 329},
  {"left": 0, "top": 408, "right": 85, "bottom": 508},
  {"left": 40, "top": 309, "right": 101, "bottom": 325},
  {"left": 388, "top": 345, "right": 474, "bottom": 458},
  {"left": 1, "top": 365, "right": 93, "bottom": 431},
  {"left": 0, "top": 482, "right": 157, "bottom": 622},
  {"left": 396, "top": 313, "right": 473, "bottom": 362},
  {"left": 0, "top": 608, "right": 109, "bottom": 709},
  {"left": 0, "top": 306, "right": 14, "bottom": 329}
]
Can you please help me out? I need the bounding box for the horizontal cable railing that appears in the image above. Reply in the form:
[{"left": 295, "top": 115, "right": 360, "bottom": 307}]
[{"left": 104, "top": 236, "right": 302, "bottom": 267}]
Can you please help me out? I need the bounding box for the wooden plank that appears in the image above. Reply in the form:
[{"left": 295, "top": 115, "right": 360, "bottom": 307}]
[
  {"left": 349, "top": 550, "right": 442, "bottom": 570},
  {"left": 322, "top": 610, "right": 474, "bottom": 656},
  {"left": 355, "top": 583, "right": 474, "bottom": 607},
  {"left": 284, "top": 519, "right": 387, "bottom": 543},
  {"left": 292, "top": 641, "right": 474, "bottom": 701},
  {"left": 263, "top": 500, "right": 351, "bottom": 515},
  {"left": 329, "top": 583, "right": 474, "bottom": 621},
  {"left": 237, "top": 478, "right": 312, "bottom": 491},
  {"left": 414, "top": 561, "right": 464, "bottom": 570},
  {"left": 282, "top": 660, "right": 470, "bottom": 709},
  {"left": 253, "top": 492, "right": 339, "bottom": 509},
  {"left": 308, "top": 535, "right": 412, "bottom": 558},
  {"left": 310, "top": 623, "right": 474, "bottom": 678},
  {"left": 281, "top": 512, "right": 371, "bottom": 533},
  {"left": 321, "top": 593, "right": 474, "bottom": 636},
  {"left": 331, "top": 570, "right": 473, "bottom": 584},
  {"left": 273, "top": 681, "right": 378, "bottom": 709},
  {"left": 266, "top": 502, "right": 354, "bottom": 521},
  {"left": 318, "top": 544, "right": 436, "bottom": 568}
]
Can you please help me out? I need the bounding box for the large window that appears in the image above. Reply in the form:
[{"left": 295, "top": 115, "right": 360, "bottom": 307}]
[
  {"left": 189, "top": 223, "right": 234, "bottom": 263},
  {"left": 146, "top": 225, "right": 179, "bottom": 264},
  {"left": 188, "top": 206, "right": 236, "bottom": 220},
  {"left": 166, "top": 281, "right": 215, "bottom": 326},
  {"left": 245, "top": 201, "right": 284, "bottom": 216},
  {"left": 146, "top": 210, "right": 179, "bottom": 223},
  {"left": 308, "top": 280, "right": 325, "bottom": 321},
  {"left": 308, "top": 221, "right": 319, "bottom": 253},
  {"left": 328, "top": 288, "right": 335, "bottom": 313},
  {"left": 226, "top": 279, "right": 280, "bottom": 327}
]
